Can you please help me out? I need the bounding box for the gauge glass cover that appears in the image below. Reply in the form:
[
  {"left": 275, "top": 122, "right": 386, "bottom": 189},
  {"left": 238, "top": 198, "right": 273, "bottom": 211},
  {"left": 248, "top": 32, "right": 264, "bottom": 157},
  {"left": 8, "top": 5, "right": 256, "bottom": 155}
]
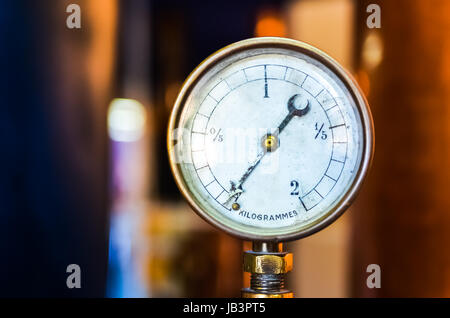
[{"left": 168, "top": 38, "right": 373, "bottom": 241}]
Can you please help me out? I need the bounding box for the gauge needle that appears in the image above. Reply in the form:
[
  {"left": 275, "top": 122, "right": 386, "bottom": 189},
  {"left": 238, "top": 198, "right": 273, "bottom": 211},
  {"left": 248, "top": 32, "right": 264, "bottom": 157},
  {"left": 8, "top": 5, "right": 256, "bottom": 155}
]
[{"left": 226, "top": 94, "right": 311, "bottom": 203}]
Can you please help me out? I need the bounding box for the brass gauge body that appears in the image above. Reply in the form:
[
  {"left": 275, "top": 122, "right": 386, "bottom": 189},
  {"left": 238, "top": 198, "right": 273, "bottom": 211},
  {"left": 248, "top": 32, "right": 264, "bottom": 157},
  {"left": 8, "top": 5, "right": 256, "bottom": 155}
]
[
  {"left": 168, "top": 37, "right": 373, "bottom": 242},
  {"left": 168, "top": 37, "right": 373, "bottom": 297}
]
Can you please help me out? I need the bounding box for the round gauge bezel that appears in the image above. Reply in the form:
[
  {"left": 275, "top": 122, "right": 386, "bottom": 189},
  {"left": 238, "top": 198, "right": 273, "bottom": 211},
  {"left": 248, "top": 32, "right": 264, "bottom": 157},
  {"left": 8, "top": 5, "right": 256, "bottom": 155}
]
[{"left": 167, "top": 37, "right": 374, "bottom": 242}]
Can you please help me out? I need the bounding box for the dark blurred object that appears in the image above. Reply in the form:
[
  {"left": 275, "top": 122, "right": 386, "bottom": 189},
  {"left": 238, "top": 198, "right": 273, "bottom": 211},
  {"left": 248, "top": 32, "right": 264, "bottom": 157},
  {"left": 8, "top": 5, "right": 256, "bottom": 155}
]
[
  {"left": 0, "top": 0, "right": 116, "bottom": 296},
  {"left": 141, "top": 206, "right": 242, "bottom": 297},
  {"left": 352, "top": 0, "right": 450, "bottom": 297}
]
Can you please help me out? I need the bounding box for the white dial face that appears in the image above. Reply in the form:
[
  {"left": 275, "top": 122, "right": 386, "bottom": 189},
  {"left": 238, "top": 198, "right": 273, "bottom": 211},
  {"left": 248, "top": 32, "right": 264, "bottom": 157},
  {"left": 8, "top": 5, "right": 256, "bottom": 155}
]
[{"left": 169, "top": 40, "right": 371, "bottom": 240}]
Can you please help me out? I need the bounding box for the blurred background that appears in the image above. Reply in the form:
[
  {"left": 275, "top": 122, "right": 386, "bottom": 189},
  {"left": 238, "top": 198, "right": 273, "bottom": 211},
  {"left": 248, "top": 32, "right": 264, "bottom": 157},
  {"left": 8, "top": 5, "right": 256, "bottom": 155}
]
[{"left": 1, "top": 0, "right": 450, "bottom": 297}]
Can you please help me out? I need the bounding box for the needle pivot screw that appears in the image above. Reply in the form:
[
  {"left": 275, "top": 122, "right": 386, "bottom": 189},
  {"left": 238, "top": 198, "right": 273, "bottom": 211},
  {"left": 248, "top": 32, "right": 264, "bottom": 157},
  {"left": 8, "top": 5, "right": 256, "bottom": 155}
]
[{"left": 262, "top": 133, "right": 279, "bottom": 152}]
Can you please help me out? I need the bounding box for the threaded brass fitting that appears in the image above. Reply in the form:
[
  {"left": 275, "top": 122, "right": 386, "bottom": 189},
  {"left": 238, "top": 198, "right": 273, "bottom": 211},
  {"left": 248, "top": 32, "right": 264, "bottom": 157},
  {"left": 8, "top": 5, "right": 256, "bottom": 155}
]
[{"left": 243, "top": 251, "right": 293, "bottom": 275}]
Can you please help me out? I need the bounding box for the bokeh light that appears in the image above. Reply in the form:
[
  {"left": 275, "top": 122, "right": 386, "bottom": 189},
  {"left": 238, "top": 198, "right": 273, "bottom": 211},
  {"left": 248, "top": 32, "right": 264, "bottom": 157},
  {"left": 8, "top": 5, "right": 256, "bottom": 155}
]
[{"left": 108, "top": 98, "right": 147, "bottom": 142}]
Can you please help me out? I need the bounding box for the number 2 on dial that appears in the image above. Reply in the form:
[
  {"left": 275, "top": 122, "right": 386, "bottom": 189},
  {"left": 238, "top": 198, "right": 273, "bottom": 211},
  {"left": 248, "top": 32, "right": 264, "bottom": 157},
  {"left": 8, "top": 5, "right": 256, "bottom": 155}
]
[{"left": 290, "top": 180, "right": 300, "bottom": 196}]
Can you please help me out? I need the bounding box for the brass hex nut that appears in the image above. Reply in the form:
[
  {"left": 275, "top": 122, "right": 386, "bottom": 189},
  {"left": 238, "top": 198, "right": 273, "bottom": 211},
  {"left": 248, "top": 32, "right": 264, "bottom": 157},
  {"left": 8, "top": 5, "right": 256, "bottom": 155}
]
[{"left": 243, "top": 251, "right": 293, "bottom": 275}]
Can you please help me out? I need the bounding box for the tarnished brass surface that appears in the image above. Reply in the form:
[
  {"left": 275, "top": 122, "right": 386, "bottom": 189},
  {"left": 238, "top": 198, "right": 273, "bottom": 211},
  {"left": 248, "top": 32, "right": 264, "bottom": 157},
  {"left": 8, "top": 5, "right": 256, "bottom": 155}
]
[
  {"left": 242, "top": 243, "right": 294, "bottom": 298},
  {"left": 241, "top": 288, "right": 293, "bottom": 298},
  {"left": 243, "top": 251, "right": 293, "bottom": 275}
]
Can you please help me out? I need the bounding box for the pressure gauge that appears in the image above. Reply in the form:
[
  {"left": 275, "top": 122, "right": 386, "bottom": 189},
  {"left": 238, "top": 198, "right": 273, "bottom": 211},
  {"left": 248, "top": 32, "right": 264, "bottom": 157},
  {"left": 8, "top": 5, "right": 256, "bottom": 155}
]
[{"left": 168, "top": 37, "right": 373, "bottom": 241}]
